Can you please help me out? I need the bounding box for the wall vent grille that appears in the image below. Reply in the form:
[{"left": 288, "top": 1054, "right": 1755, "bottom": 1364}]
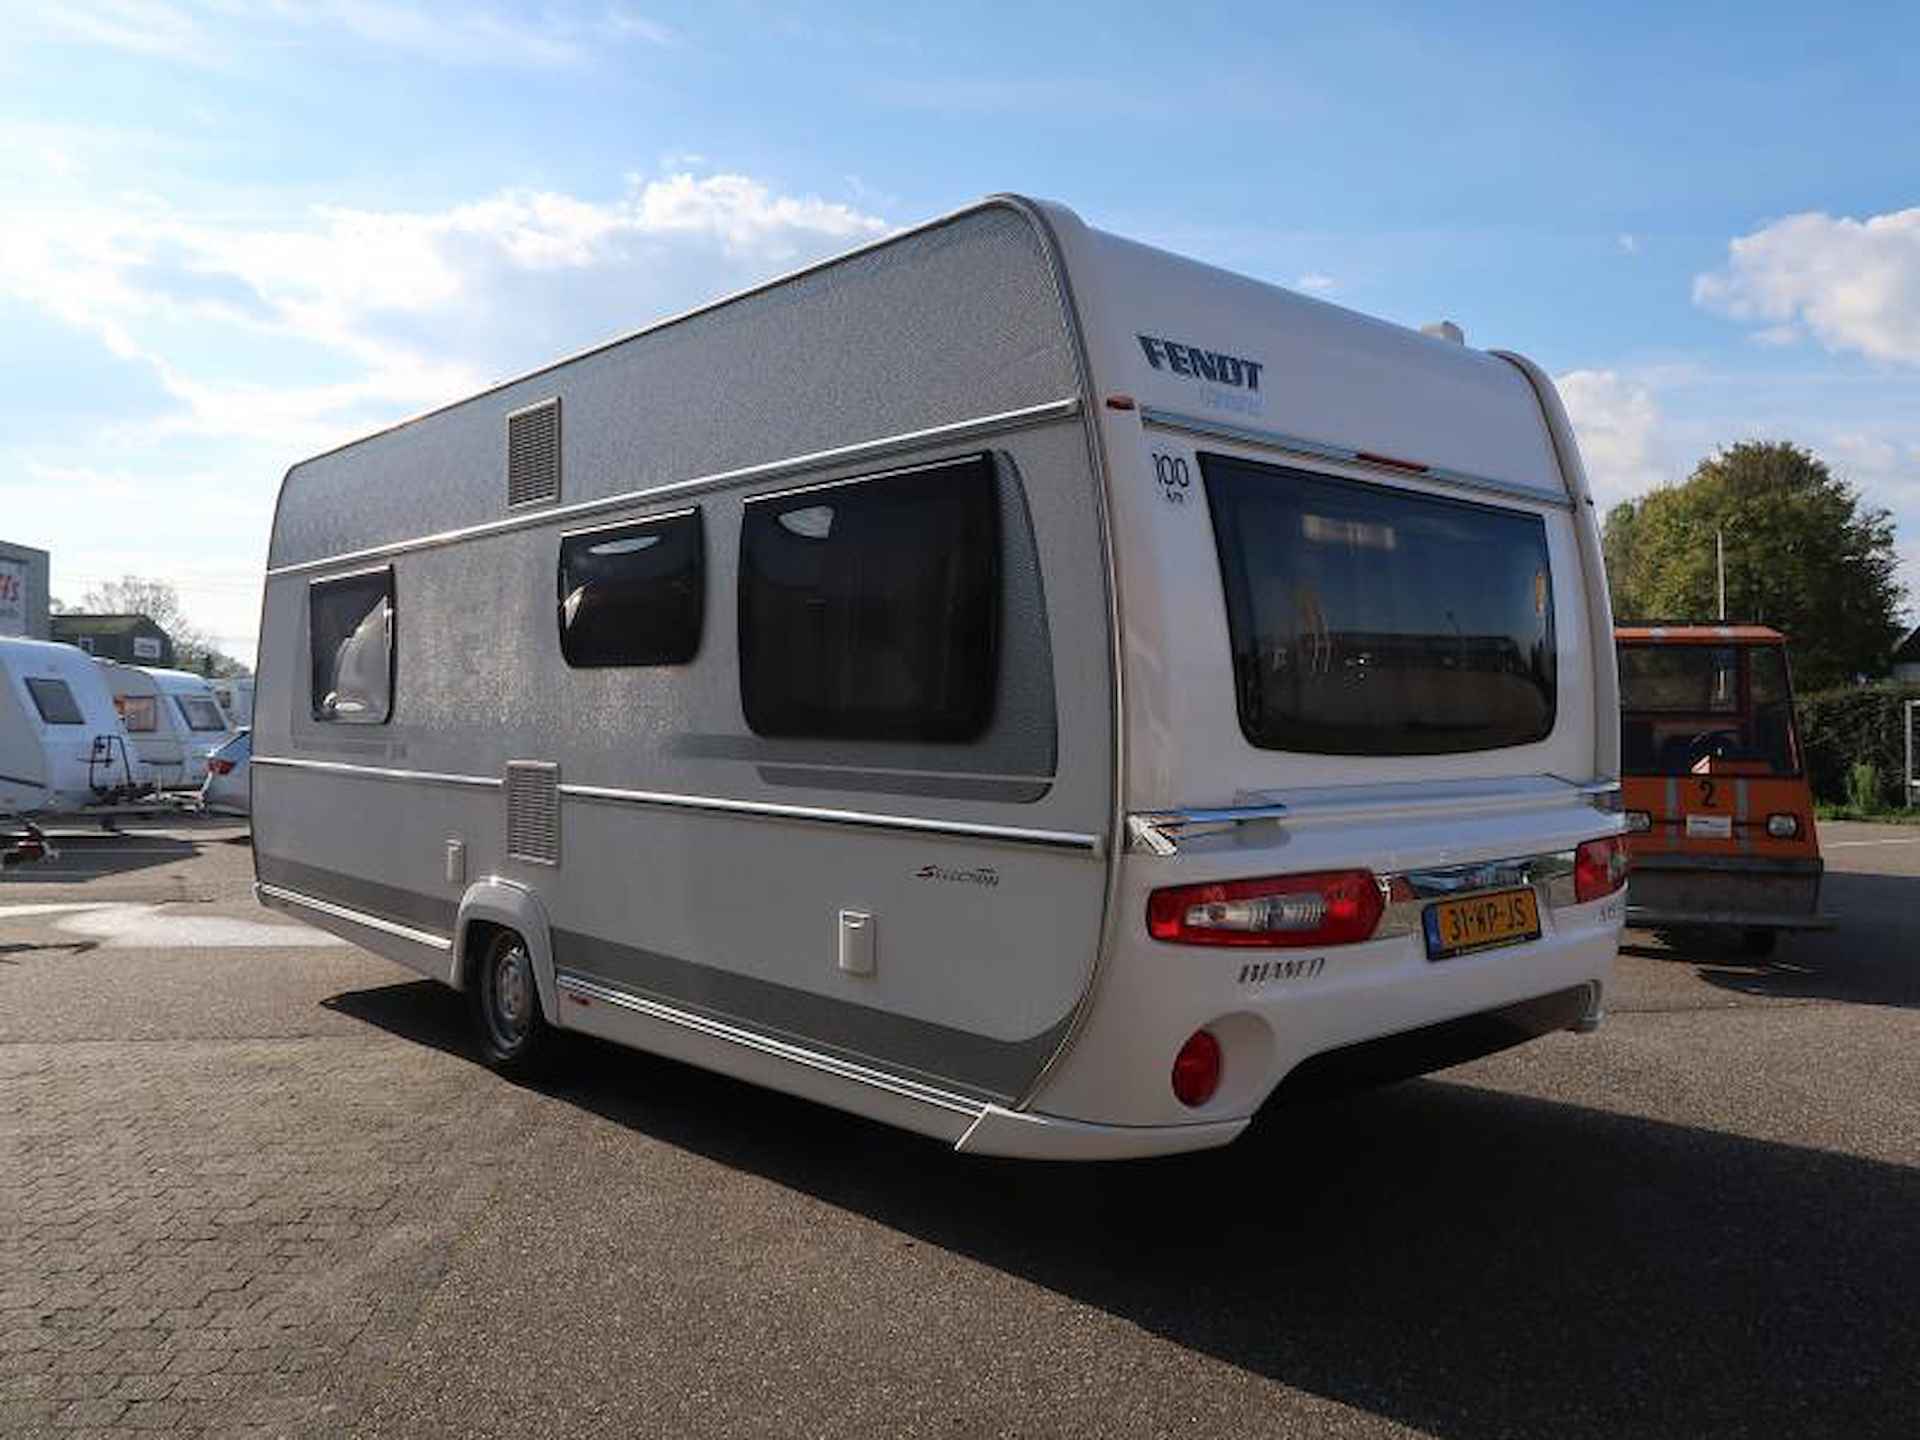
[
  {"left": 505, "top": 761, "right": 560, "bottom": 865},
  {"left": 506, "top": 398, "right": 561, "bottom": 508}
]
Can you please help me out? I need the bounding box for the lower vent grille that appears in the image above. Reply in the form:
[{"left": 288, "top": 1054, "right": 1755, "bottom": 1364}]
[{"left": 506, "top": 761, "right": 560, "bottom": 865}]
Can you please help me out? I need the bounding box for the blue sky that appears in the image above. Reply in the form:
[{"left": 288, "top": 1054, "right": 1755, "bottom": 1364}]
[{"left": 4, "top": 0, "right": 1918, "bottom": 658}]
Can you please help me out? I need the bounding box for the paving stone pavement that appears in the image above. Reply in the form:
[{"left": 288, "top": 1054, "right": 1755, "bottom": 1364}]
[{"left": 0, "top": 1034, "right": 539, "bottom": 1438}]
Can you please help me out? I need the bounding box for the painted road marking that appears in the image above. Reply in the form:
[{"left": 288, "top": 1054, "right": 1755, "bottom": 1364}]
[
  {"left": 0, "top": 901, "right": 346, "bottom": 948},
  {"left": 1825, "top": 836, "right": 1920, "bottom": 848}
]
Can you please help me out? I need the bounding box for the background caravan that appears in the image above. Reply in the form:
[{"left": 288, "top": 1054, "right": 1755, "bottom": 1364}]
[
  {"left": 0, "top": 637, "right": 151, "bottom": 822},
  {"left": 253, "top": 196, "right": 1627, "bottom": 1161}
]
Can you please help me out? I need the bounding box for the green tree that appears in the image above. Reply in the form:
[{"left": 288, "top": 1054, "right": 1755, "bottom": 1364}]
[{"left": 1603, "top": 441, "right": 1905, "bottom": 691}]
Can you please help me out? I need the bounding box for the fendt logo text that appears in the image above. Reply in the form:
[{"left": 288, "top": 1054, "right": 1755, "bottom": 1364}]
[{"left": 1136, "top": 334, "right": 1264, "bottom": 391}]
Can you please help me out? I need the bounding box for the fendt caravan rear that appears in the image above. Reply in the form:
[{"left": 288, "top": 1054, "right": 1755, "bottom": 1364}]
[{"left": 255, "top": 197, "right": 1624, "bottom": 1159}]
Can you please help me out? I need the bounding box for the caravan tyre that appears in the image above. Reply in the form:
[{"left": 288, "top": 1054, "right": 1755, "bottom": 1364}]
[{"left": 470, "top": 928, "right": 553, "bottom": 1078}]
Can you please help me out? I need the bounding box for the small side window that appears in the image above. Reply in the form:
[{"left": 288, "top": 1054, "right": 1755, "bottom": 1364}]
[
  {"left": 738, "top": 453, "right": 999, "bottom": 742},
  {"left": 557, "top": 509, "right": 704, "bottom": 667},
  {"left": 310, "top": 568, "right": 394, "bottom": 724},
  {"left": 25, "top": 678, "right": 85, "bottom": 726}
]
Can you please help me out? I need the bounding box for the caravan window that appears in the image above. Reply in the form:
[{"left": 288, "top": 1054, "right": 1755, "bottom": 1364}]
[
  {"left": 1203, "top": 455, "right": 1557, "bottom": 755},
  {"left": 25, "top": 678, "right": 85, "bottom": 726},
  {"left": 738, "top": 453, "right": 999, "bottom": 742},
  {"left": 557, "top": 509, "right": 703, "bottom": 668},
  {"left": 175, "top": 695, "right": 228, "bottom": 732},
  {"left": 116, "top": 694, "right": 158, "bottom": 732},
  {"left": 310, "top": 568, "right": 394, "bottom": 724}
]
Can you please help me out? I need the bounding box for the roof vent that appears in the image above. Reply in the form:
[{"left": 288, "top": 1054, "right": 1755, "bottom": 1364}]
[
  {"left": 507, "top": 398, "right": 561, "bottom": 508},
  {"left": 1421, "top": 320, "right": 1466, "bottom": 345}
]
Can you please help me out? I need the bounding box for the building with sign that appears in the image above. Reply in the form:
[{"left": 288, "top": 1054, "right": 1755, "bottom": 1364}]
[
  {"left": 49, "top": 613, "right": 176, "bottom": 668},
  {"left": 0, "top": 540, "right": 51, "bottom": 640}
]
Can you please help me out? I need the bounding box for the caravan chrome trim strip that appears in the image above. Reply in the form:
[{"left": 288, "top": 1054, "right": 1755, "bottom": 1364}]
[
  {"left": 266, "top": 398, "right": 1082, "bottom": 578},
  {"left": 250, "top": 756, "right": 1100, "bottom": 851},
  {"left": 554, "top": 972, "right": 987, "bottom": 1119},
  {"left": 559, "top": 782, "right": 1102, "bottom": 853},
  {"left": 257, "top": 882, "right": 454, "bottom": 951},
  {"left": 1137, "top": 406, "right": 1573, "bottom": 510},
  {"left": 251, "top": 756, "right": 504, "bottom": 790}
]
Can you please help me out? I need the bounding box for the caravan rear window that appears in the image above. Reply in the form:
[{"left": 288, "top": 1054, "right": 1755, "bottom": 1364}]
[
  {"left": 738, "top": 454, "right": 999, "bottom": 742},
  {"left": 25, "top": 677, "right": 85, "bottom": 726},
  {"left": 310, "top": 568, "right": 394, "bottom": 724},
  {"left": 1203, "top": 455, "right": 1557, "bottom": 755},
  {"left": 116, "top": 694, "right": 158, "bottom": 732}
]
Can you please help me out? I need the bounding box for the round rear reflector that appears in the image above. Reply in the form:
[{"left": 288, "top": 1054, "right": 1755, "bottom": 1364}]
[{"left": 1171, "top": 1029, "right": 1223, "bottom": 1108}]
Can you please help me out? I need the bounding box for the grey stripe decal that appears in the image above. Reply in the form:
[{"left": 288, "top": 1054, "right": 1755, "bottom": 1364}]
[
  {"left": 249, "top": 853, "right": 1070, "bottom": 1102},
  {"left": 755, "top": 766, "right": 1051, "bottom": 804},
  {"left": 254, "top": 853, "right": 459, "bottom": 937},
  {"left": 554, "top": 927, "right": 1072, "bottom": 1104},
  {"left": 1736, "top": 778, "right": 1750, "bottom": 853},
  {"left": 1665, "top": 778, "right": 1679, "bottom": 851}
]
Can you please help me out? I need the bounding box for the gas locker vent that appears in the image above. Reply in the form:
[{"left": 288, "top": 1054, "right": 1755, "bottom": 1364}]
[
  {"left": 506, "top": 761, "right": 560, "bottom": 865},
  {"left": 506, "top": 398, "right": 561, "bottom": 508}
]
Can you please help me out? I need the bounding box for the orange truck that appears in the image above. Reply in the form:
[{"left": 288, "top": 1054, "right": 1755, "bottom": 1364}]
[{"left": 1616, "top": 625, "right": 1829, "bottom": 955}]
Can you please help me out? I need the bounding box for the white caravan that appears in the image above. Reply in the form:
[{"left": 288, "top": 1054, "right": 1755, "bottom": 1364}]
[
  {"left": 1, "top": 638, "right": 151, "bottom": 819},
  {"left": 98, "top": 661, "right": 196, "bottom": 789},
  {"left": 254, "top": 196, "right": 1627, "bottom": 1160},
  {"left": 146, "top": 667, "right": 237, "bottom": 782},
  {"left": 211, "top": 676, "right": 255, "bottom": 728}
]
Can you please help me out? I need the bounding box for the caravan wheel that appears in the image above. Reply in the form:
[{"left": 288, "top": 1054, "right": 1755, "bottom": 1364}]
[{"left": 470, "top": 928, "right": 552, "bottom": 1077}]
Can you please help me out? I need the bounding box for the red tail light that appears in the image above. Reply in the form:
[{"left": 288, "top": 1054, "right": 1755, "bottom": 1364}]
[
  {"left": 1171, "top": 1029, "right": 1222, "bottom": 1107},
  {"left": 208, "top": 758, "right": 234, "bottom": 776},
  {"left": 1147, "top": 869, "right": 1384, "bottom": 947},
  {"left": 1574, "top": 836, "right": 1630, "bottom": 903}
]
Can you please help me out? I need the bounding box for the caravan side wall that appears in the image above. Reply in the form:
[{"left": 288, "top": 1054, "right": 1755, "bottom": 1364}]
[{"left": 255, "top": 204, "right": 1118, "bottom": 1117}]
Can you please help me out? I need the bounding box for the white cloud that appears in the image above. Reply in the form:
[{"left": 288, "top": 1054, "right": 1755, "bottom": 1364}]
[
  {"left": 1555, "top": 368, "right": 1668, "bottom": 510},
  {"left": 1694, "top": 207, "right": 1920, "bottom": 364},
  {"left": 1294, "top": 272, "right": 1337, "bottom": 295},
  {"left": 37, "top": 0, "right": 206, "bottom": 61},
  {"left": 0, "top": 172, "right": 889, "bottom": 454},
  {"left": 3, "top": 170, "right": 889, "bottom": 656},
  {"left": 1617, "top": 233, "right": 1638, "bottom": 256}
]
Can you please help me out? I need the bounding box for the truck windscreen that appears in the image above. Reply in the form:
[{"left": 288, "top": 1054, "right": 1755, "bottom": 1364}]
[{"left": 1618, "top": 644, "right": 1800, "bottom": 776}]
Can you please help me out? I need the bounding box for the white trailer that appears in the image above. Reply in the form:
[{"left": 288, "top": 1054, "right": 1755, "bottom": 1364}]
[
  {"left": 254, "top": 196, "right": 1626, "bottom": 1159},
  {"left": 144, "top": 666, "right": 237, "bottom": 783},
  {"left": 96, "top": 661, "right": 193, "bottom": 789},
  {"left": 1, "top": 638, "right": 151, "bottom": 824},
  {"left": 211, "top": 676, "right": 255, "bottom": 728}
]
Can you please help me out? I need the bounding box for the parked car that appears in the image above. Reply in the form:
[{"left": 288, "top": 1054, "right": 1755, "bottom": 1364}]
[{"left": 199, "top": 729, "right": 251, "bottom": 816}]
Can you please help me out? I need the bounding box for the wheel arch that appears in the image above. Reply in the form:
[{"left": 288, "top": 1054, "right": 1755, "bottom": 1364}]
[{"left": 453, "top": 879, "right": 558, "bottom": 1022}]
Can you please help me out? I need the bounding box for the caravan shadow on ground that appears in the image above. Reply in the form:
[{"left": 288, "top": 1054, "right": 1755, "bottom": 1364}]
[
  {"left": 0, "top": 830, "right": 202, "bottom": 886},
  {"left": 326, "top": 978, "right": 1918, "bottom": 1440}
]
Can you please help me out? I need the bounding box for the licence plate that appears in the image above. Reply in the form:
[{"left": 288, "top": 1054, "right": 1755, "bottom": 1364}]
[{"left": 1424, "top": 887, "right": 1542, "bottom": 961}]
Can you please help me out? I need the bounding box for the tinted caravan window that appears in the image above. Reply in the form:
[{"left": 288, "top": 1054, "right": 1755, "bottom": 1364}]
[
  {"left": 175, "top": 695, "right": 228, "bottom": 732},
  {"left": 116, "top": 694, "right": 158, "bottom": 732},
  {"left": 25, "top": 677, "right": 85, "bottom": 725},
  {"left": 310, "top": 568, "right": 393, "bottom": 724},
  {"left": 739, "top": 453, "right": 998, "bottom": 742},
  {"left": 557, "top": 509, "right": 703, "bottom": 667},
  {"left": 1203, "top": 455, "right": 1557, "bottom": 755}
]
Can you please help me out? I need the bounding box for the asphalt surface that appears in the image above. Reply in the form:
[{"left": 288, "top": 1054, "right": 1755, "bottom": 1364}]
[{"left": 1, "top": 818, "right": 1916, "bottom": 1438}]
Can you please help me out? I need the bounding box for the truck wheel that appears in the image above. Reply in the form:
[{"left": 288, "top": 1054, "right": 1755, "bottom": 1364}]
[
  {"left": 470, "top": 928, "right": 552, "bottom": 1077},
  {"left": 1740, "top": 928, "right": 1777, "bottom": 960}
]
